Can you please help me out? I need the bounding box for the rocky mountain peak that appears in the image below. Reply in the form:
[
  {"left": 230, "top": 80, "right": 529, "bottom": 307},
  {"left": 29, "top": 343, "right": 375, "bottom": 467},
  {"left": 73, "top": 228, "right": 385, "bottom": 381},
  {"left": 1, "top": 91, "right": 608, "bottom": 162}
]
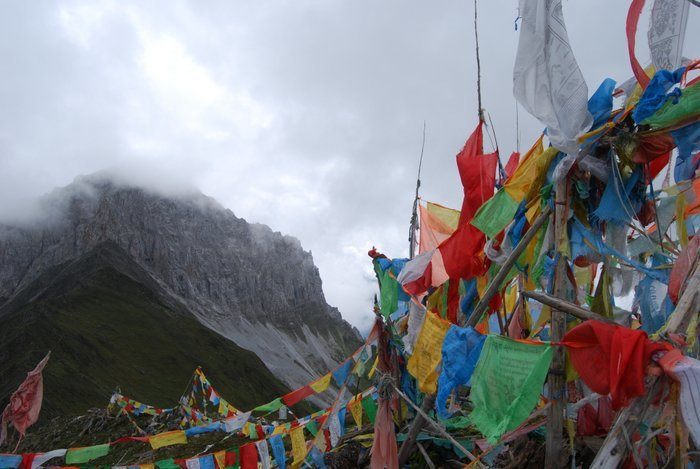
[{"left": 0, "top": 172, "right": 362, "bottom": 390}]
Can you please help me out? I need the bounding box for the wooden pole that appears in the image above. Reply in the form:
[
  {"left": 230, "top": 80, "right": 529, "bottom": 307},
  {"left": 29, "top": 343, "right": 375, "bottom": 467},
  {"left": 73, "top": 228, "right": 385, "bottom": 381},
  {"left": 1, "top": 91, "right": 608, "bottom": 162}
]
[
  {"left": 522, "top": 290, "right": 618, "bottom": 325},
  {"left": 393, "top": 384, "right": 485, "bottom": 467},
  {"left": 465, "top": 205, "right": 552, "bottom": 327},
  {"left": 398, "top": 393, "right": 437, "bottom": 466},
  {"left": 545, "top": 177, "right": 569, "bottom": 467},
  {"left": 590, "top": 258, "right": 700, "bottom": 468},
  {"left": 416, "top": 442, "right": 437, "bottom": 469},
  {"left": 409, "top": 122, "right": 427, "bottom": 260}
]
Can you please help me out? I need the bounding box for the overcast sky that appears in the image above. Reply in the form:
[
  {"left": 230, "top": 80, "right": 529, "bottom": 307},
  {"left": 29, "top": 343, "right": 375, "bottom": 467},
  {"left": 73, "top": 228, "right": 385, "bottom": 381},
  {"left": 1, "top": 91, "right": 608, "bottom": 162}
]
[{"left": 0, "top": 1, "right": 697, "bottom": 333}]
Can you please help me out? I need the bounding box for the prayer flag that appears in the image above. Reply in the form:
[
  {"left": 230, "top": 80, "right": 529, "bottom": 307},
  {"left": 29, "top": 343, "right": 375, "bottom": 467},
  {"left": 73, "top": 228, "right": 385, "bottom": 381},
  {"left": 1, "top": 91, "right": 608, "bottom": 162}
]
[
  {"left": 436, "top": 326, "right": 486, "bottom": 419},
  {"left": 648, "top": 0, "right": 689, "bottom": 73},
  {"left": 253, "top": 398, "right": 283, "bottom": 413},
  {"left": 290, "top": 426, "right": 307, "bottom": 465},
  {"left": 185, "top": 455, "right": 215, "bottom": 469},
  {"left": 348, "top": 398, "right": 363, "bottom": 430},
  {"left": 149, "top": 430, "right": 187, "bottom": 450},
  {"left": 514, "top": 0, "right": 592, "bottom": 154},
  {"left": 65, "top": 444, "right": 110, "bottom": 465},
  {"left": 0, "top": 352, "right": 50, "bottom": 445},
  {"left": 309, "top": 374, "right": 332, "bottom": 393},
  {"left": 255, "top": 440, "right": 271, "bottom": 469},
  {"left": 407, "top": 313, "right": 452, "bottom": 393},
  {"left": 470, "top": 336, "right": 553, "bottom": 443},
  {"left": 238, "top": 444, "right": 258, "bottom": 469},
  {"left": 269, "top": 435, "right": 286, "bottom": 469},
  {"left": 282, "top": 385, "right": 314, "bottom": 407}
]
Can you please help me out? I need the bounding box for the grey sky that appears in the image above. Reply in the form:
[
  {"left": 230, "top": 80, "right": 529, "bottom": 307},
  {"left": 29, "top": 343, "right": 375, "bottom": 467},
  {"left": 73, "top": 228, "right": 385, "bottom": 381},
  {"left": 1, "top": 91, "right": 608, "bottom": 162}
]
[{"left": 0, "top": 1, "right": 697, "bottom": 332}]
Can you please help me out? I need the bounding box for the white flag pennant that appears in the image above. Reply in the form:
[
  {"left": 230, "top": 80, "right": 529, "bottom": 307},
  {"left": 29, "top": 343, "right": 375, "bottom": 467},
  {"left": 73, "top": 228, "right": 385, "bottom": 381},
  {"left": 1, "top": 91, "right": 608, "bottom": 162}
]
[
  {"left": 513, "top": 0, "right": 592, "bottom": 156},
  {"left": 648, "top": 0, "right": 689, "bottom": 72}
]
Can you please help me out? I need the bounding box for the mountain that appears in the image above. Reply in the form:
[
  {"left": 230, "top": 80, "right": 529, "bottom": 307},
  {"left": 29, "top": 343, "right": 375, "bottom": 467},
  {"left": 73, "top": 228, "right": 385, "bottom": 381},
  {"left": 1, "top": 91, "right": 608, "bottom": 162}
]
[
  {"left": 0, "top": 241, "right": 292, "bottom": 421},
  {"left": 0, "top": 173, "right": 362, "bottom": 396}
]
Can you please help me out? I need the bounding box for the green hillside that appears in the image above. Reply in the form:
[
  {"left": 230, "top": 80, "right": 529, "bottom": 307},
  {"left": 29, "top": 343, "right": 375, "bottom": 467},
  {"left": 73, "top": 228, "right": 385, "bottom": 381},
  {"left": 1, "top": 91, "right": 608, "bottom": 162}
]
[{"left": 0, "top": 242, "right": 292, "bottom": 426}]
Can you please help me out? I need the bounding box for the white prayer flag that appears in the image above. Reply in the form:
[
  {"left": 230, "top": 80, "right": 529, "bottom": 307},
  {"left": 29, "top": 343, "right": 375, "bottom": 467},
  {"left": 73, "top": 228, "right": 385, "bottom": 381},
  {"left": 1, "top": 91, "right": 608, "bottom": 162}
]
[{"left": 513, "top": 0, "right": 592, "bottom": 155}]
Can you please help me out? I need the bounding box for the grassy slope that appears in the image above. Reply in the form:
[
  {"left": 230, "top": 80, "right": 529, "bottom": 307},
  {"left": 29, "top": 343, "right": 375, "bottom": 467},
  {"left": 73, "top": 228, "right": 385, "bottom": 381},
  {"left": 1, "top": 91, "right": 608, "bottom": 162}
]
[{"left": 0, "top": 246, "right": 293, "bottom": 426}]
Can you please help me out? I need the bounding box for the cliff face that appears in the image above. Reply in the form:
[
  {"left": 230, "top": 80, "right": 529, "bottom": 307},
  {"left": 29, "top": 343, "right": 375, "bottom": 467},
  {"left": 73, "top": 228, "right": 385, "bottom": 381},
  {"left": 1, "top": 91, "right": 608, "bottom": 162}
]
[{"left": 0, "top": 173, "right": 362, "bottom": 390}]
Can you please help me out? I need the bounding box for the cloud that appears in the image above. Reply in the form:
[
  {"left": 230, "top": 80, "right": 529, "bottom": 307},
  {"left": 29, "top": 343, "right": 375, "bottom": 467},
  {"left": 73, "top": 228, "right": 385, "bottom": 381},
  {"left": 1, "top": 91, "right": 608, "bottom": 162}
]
[{"left": 0, "top": 0, "right": 697, "bottom": 332}]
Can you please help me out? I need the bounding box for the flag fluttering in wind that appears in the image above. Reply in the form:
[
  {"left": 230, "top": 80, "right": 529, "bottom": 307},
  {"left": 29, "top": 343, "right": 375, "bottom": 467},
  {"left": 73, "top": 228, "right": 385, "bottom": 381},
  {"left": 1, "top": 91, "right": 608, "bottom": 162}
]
[
  {"left": 0, "top": 352, "right": 51, "bottom": 447},
  {"left": 513, "top": 0, "right": 592, "bottom": 154}
]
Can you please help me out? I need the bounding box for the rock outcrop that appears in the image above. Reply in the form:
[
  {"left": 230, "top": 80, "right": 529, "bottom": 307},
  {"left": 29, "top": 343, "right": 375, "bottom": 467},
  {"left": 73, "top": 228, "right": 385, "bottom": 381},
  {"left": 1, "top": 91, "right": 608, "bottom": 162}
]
[{"left": 0, "top": 172, "right": 362, "bottom": 391}]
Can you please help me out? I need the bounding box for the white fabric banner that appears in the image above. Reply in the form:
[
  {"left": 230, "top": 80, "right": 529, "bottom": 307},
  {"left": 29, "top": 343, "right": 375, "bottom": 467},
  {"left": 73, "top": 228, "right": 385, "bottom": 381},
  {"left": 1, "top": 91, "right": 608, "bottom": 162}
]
[
  {"left": 32, "top": 449, "right": 67, "bottom": 469},
  {"left": 328, "top": 410, "right": 342, "bottom": 447},
  {"left": 513, "top": 0, "right": 592, "bottom": 154},
  {"left": 224, "top": 411, "right": 251, "bottom": 433},
  {"left": 671, "top": 356, "right": 700, "bottom": 446},
  {"left": 402, "top": 301, "right": 427, "bottom": 355},
  {"left": 396, "top": 249, "right": 434, "bottom": 285},
  {"left": 648, "top": 0, "right": 689, "bottom": 72},
  {"left": 255, "top": 439, "right": 272, "bottom": 469}
]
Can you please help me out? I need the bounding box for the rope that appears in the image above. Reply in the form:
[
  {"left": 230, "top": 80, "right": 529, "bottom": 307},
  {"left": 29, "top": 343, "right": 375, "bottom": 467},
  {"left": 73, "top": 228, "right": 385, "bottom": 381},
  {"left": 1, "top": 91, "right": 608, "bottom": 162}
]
[{"left": 473, "top": 0, "right": 483, "bottom": 120}]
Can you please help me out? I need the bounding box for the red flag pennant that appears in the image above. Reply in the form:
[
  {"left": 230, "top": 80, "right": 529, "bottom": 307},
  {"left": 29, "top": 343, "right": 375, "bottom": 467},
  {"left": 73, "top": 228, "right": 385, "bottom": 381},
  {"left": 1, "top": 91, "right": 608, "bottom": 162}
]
[{"left": 0, "top": 352, "right": 50, "bottom": 446}]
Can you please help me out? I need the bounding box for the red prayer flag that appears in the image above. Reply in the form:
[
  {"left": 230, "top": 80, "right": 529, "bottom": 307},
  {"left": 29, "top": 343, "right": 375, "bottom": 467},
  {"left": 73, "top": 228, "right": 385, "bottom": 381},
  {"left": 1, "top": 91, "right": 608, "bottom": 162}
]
[
  {"left": 626, "top": 0, "right": 651, "bottom": 90},
  {"left": 239, "top": 443, "right": 258, "bottom": 469},
  {"left": 0, "top": 352, "right": 50, "bottom": 445},
  {"left": 504, "top": 151, "right": 520, "bottom": 178},
  {"left": 438, "top": 223, "right": 488, "bottom": 280},
  {"left": 281, "top": 385, "right": 314, "bottom": 407},
  {"left": 455, "top": 121, "right": 499, "bottom": 226},
  {"left": 562, "top": 321, "right": 671, "bottom": 409},
  {"left": 225, "top": 450, "right": 238, "bottom": 468}
]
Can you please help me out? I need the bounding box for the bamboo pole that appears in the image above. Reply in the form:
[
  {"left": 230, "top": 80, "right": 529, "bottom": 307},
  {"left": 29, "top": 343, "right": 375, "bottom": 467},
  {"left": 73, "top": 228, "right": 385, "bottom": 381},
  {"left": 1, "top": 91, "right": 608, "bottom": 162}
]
[
  {"left": 522, "top": 290, "right": 618, "bottom": 325},
  {"left": 545, "top": 178, "right": 569, "bottom": 467},
  {"left": 465, "top": 205, "right": 552, "bottom": 327},
  {"left": 590, "top": 257, "right": 700, "bottom": 468}
]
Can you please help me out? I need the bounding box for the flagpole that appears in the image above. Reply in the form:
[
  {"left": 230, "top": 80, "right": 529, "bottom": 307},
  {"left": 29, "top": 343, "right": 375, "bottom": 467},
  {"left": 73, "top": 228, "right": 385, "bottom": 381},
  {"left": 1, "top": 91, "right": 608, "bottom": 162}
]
[
  {"left": 544, "top": 176, "right": 569, "bottom": 467},
  {"left": 409, "top": 121, "right": 426, "bottom": 260}
]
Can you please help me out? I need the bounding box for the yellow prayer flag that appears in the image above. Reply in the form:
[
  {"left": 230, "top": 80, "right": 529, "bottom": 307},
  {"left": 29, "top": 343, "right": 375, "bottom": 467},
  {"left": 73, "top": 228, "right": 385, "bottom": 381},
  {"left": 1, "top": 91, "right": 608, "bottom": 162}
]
[
  {"left": 290, "top": 426, "right": 307, "bottom": 465},
  {"left": 368, "top": 355, "right": 379, "bottom": 379},
  {"left": 218, "top": 399, "right": 228, "bottom": 416},
  {"left": 503, "top": 136, "right": 558, "bottom": 206},
  {"left": 272, "top": 424, "right": 285, "bottom": 435},
  {"left": 348, "top": 398, "right": 363, "bottom": 430},
  {"left": 214, "top": 451, "right": 226, "bottom": 469},
  {"left": 407, "top": 312, "right": 452, "bottom": 393},
  {"left": 503, "top": 137, "right": 544, "bottom": 201},
  {"left": 504, "top": 283, "right": 518, "bottom": 314},
  {"left": 149, "top": 430, "right": 187, "bottom": 450},
  {"left": 309, "top": 373, "right": 332, "bottom": 393},
  {"left": 426, "top": 202, "right": 460, "bottom": 231},
  {"left": 140, "top": 465, "right": 154, "bottom": 469}
]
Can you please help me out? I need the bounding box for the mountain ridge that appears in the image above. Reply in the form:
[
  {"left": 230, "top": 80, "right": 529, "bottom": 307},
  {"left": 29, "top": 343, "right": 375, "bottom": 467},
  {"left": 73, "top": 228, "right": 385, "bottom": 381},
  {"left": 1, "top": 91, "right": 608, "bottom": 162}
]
[
  {"left": 0, "top": 241, "right": 294, "bottom": 422},
  {"left": 0, "top": 172, "right": 362, "bottom": 391}
]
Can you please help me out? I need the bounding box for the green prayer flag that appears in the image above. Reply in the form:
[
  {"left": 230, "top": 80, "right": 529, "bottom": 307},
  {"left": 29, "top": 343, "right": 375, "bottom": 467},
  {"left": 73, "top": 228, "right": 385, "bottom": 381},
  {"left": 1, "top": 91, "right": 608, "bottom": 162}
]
[
  {"left": 444, "top": 415, "right": 471, "bottom": 430},
  {"left": 65, "top": 444, "right": 110, "bottom": 465},
  {"left": 306, "top": 420, "right": 319, "bottom": 436},
  {"left": 469, "top": 335, "right": 552, "bottom": 443},
  {"left": 642, "top": 81, "right": 700, "bottom": 129},
  {"left": 591, "top": 266, "right": 613, "bottom": 318},
  {"left": 253, "top": 397, "right": 283, "bottom": 413},
  {"left": 155, "top": 458, "right": 181, "bottom": 469},
  {"left": 361, "top": 396, "right": 377, "bottom": 424},
  {"left": 471, "top": 189, "right": 520, "bottom": 239},
  {"left": 380, "top": 269, "right": 398, "bottom": 318},
  {"left": 432, "top": 438, "right": 474, "bottom": 458}
]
